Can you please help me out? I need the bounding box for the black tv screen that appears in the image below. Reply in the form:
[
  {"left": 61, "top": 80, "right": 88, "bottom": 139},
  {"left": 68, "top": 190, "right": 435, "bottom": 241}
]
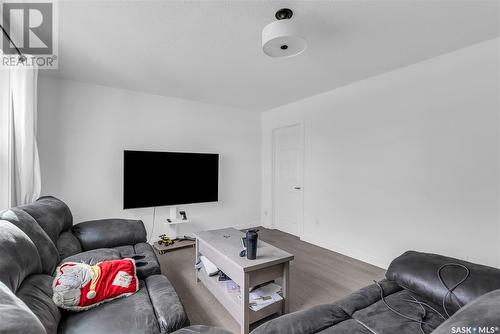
[{"left": 123, "top": 150, "right": 219, "bottom": 209}]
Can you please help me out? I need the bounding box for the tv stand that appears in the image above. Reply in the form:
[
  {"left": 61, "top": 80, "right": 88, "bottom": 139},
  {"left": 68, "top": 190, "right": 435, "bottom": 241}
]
[
  {"left": 154, "top": 238, "right": 195, "bottom": 254},
  {"left": 166, "top": 206, "right": 190, "bottom": 239},
  {"left": 153, "top": 206, "right": 195, "bottom": 254}
]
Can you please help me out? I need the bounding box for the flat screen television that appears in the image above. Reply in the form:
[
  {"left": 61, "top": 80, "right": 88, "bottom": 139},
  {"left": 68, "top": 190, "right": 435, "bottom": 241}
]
[{"left": 123, "top": 150, "right": 219, "bottom": 209}]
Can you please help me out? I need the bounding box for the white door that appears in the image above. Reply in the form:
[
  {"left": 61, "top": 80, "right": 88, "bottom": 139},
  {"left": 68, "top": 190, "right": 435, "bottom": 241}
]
[{"left": 273, "top": 124, "right": 303, "bottom": 236}]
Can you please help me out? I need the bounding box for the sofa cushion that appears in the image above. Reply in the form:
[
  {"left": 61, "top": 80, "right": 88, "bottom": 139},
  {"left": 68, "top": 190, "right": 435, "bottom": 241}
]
[
  {"left": 351, "top": 289, "right": 444, "bottom": 334},
  {"left": 145, "top": 275, "right": 189, "bottom": 333},
  {"left": 72, "top": 219, "right": 147, "bottom": 251},
  {"left": 58, "top": 280, "right": 160, "bottom": 334},
  {"left": 60, "top": 245, "right": 160, "bottom": 278},
  {"left": 386, "top": 251, "right": 500, "bottom": 314},
  {"left": 432, "top": 289, "right": 500, "bottom": 334},
  {"left": 0, "top": 221, "right": 42, "bottom": 292},
  {"left": 56, "top": 231, "right": 83, "bottom": 259},
  {"left": 0, "top": 281, "right": 46, "bottom": 334},
  {"left": 114, "top": 245, "right": 136, "bottom": 257},
  {"left": 62, "top": 248, "right": 121, "bottom": 266},
  {"left": 251, "top": 304, "right": 350, "bottom": 334},
  {"left": 335, "top": 279, "right": 402, "bottom": 316},
  {"left": 16, "top": 274, "right": 61, "bottom": 334},
  {"left": 134, "top": 242, "right": 162, "bottom": 277},
  {"left": 1, "top": 208, "right": 59, "bottom": 274},
  {"left": 315, "top": 319, "right": 372, "bottom": 334},
  {"left": 17, "top": 196, "right": 73, "bottom": 245}
]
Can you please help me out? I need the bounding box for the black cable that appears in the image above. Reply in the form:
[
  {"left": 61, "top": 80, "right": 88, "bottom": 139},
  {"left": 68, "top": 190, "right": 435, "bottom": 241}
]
[
  {"left": 437, "top": 263, "right": 470, "bottom": 318},
  {"left": 0, "top": 22, "right": 25, "bottom": 62},
  {"left": 374, "top": 281, "right": 434, "bottom": 334},
  {"left": 401, "top": 298, "right": 446, "bottom": 320},
  {"left": 374, "top": 262, "right": 470, "bottom": 334},
  {"left": 407, "top": 293, "right": 429, "bottom": 334}
]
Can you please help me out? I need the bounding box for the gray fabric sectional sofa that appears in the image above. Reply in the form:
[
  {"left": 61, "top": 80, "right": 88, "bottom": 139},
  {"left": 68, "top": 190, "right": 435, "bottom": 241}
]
[{"left": 0, "top": 196, "right": 189, "bottom": 334}]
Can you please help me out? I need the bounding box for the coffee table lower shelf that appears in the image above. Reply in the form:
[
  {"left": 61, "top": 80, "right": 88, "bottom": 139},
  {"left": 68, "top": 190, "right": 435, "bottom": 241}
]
[{"left": 197, "top": 268, "right": 283, "bottom": 324}]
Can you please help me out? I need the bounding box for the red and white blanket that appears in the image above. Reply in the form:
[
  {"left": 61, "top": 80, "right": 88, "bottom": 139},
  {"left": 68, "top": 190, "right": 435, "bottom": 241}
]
[{"left": 52, "top": 258, "right": 139, "bottom": 311}]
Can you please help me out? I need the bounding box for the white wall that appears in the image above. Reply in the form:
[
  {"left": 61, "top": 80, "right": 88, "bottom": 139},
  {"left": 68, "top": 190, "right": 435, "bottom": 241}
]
[
  {"left": 262, "top": 38, "right": 500, "bottom": 269},
  {"left": 37, "top": 78, "right": 261, "bottom": 239}
]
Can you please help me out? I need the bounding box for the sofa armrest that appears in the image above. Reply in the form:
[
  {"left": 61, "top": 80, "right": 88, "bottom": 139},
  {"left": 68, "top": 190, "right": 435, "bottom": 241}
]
[
  {"left": 72, "top": 219, "right": 147, "bottom": 251},
  {"left": 250, "top": 304, "right": 349, "bottom": 334},
  {"left": 432, "top": 289, "right": 500, "bottom": 334},
  {"left": 145, "top": 275, "right": 189, "bottom": 334},
  {"left": 0, "top": 281, "right": 47, "bottom": 334}
]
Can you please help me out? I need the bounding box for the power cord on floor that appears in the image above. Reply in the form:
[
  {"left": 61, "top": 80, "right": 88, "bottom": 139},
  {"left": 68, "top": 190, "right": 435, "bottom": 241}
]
[{"left": 375, "top": 262, "right": 470, "bottom": 334}]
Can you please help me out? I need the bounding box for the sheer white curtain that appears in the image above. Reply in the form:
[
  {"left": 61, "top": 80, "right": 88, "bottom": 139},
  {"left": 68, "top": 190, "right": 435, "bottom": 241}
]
[{"left": 0, "top": 65, "right": 41, "bottom": 208}]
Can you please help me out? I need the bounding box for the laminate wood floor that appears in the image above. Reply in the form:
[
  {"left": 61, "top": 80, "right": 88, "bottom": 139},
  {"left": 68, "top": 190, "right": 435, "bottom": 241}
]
[{"left": 158, "top": 227, "right": 385, "bottom": 334}]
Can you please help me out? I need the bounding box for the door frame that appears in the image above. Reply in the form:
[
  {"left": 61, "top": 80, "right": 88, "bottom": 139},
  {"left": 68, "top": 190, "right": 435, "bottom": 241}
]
[{"left": 271, "top": 123, "right": 305, "bottom": 238}]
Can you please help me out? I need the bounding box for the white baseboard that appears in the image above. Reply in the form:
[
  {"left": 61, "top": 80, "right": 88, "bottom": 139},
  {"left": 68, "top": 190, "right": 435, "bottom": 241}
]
[{"left": 300, "top": 234, "right": 390, "bottom": 270}]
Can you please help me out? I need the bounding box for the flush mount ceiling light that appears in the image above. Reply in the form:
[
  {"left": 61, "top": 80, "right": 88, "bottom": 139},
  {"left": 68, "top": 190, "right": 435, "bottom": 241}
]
[{"left": 262, "top": 8, "right": 307, "bottom": 58}]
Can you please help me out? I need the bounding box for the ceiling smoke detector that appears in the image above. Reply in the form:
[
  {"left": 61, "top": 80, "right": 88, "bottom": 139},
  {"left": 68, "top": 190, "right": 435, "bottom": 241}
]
[{"left": 262, "top": 8, "right": 307, "bottom": 58}]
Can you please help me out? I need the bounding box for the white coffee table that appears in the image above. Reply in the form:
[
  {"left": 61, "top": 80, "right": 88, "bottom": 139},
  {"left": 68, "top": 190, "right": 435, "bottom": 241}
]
[{"left": 194, "top": 228, "right": 294, "bottom": 334}]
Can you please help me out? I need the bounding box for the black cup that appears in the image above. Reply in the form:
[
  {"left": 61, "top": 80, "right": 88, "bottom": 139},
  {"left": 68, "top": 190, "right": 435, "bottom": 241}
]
[{"left": 246, "top": 229, "right": 258, "bottom": 260}]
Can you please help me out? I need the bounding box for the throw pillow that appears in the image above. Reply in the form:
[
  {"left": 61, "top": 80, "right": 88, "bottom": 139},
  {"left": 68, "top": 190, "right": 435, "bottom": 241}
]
[{"left": 52, "top": 258, "right": 138, "bottom": 311}]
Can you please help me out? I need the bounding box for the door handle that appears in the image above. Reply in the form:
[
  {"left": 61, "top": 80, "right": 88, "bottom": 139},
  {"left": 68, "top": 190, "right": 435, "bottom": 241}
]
[{"left": 293, "top": 186, "right": 301, "bottom": 190}]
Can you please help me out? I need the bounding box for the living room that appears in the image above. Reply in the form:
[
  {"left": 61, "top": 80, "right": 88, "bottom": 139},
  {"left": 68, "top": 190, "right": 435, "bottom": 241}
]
[{"left": 0, "top": 1, "right": 499, "bottom": 334}]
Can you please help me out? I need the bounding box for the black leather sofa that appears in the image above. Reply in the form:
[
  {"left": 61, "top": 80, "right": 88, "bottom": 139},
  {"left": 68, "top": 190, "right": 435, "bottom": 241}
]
[
  {"left": 0, "top": 196, "right": 189, "bottom": 334},
  {"left": 251, "top": 251, "right": 500, "bottom": 334}
]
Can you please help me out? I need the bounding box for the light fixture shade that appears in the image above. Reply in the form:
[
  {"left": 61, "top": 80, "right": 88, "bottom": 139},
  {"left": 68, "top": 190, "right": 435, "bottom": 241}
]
[{"left": 262, "top": 19, "right": 306, "bottom": 58}]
